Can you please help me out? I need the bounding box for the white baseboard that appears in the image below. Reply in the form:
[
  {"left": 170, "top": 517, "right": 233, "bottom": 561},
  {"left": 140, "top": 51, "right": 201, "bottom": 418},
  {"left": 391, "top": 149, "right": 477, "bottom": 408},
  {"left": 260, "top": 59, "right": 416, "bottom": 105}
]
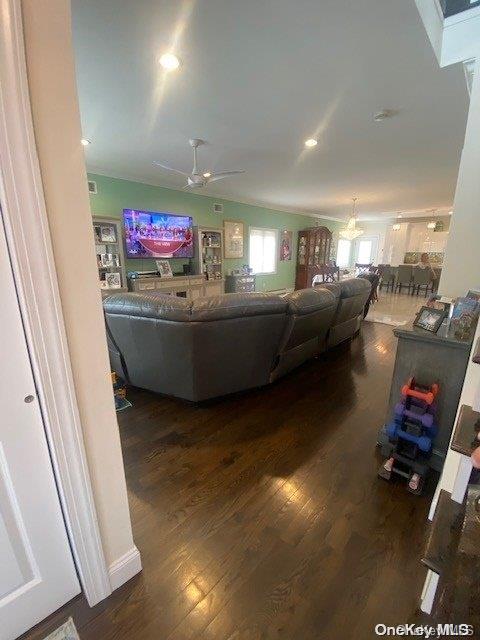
[{"left": 108, "top": 546, "right": 142, "bottom": 591}]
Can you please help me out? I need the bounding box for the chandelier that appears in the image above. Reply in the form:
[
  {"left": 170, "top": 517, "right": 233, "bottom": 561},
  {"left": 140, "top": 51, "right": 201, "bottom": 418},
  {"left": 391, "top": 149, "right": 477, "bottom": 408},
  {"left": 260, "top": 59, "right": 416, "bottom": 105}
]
[{"left": 339, "top": 197, "right": 364, "bottom": 241}]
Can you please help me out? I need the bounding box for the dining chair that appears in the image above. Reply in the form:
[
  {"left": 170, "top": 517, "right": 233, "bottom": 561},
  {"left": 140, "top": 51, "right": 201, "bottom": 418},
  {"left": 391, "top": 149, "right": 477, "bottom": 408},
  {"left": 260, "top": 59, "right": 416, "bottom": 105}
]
[
  {"left": 396, "top": 265, "right": 413, "bottom": 294},
  {"left": 355, "top": 263, "right": 372, "bottom": 276},
  {"left": 378, "top": 265, "right": 395, "bottom": 292},
  {"left": 412, "top": 266, "right": 433, "bottom": 297},
  {"left": 432, "top": 268, "right": 441, "bottom": 292}
]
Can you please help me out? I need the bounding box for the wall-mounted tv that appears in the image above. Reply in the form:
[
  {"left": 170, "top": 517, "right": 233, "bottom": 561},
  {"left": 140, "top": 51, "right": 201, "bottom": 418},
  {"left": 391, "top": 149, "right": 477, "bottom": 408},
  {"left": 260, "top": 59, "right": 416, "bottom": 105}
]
[{"left": 123, "top": 209, "right": 194, "bottom": 259}]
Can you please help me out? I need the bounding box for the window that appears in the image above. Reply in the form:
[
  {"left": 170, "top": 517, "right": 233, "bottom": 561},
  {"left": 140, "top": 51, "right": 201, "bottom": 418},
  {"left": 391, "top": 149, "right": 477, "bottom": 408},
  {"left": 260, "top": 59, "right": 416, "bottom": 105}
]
[
  {"left": 354, "top": 237, "right": 378, "bottom": 265},
  {"left": 249, "top": 228, "right": 278, "bottom": 274},
  {"left": 357, "top": 239, "right": 374, "bottom": 264},
  {"left": 336, "top": 239, "right": 351, "bottom": 268}
]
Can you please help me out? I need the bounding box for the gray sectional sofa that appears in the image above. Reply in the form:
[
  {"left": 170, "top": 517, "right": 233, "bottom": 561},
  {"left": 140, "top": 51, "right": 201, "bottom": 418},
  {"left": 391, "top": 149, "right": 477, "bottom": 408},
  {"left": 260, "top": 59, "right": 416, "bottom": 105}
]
[{"left": 104, "top": 277, "right": 371, "bottom": 402}]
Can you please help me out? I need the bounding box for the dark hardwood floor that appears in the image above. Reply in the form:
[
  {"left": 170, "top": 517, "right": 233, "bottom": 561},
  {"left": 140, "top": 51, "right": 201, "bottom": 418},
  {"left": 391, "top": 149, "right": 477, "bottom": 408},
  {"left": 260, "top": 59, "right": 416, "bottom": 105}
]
[{"left": 23, "top": 322, "right": 435, "bottom": 640}]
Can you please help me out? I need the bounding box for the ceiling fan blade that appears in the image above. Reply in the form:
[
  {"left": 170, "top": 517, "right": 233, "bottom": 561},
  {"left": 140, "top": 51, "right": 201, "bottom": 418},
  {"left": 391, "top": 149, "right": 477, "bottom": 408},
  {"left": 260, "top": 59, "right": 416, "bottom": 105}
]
[
  {"left": 183, "top": 182, "right": 204, "bottom": 190},
  {"left": 207, "top": 170, "right": 245, "bottom": 183},
  {"left": 153, "top": 161, "right": 190, "bottom": 177}
]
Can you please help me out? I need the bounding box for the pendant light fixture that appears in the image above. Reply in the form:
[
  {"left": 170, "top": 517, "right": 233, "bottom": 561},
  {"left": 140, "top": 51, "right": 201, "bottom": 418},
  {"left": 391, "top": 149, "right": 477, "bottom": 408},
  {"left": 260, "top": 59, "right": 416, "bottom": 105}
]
[{"left": 339, "top": 197, "right": 364, "bottom": 241}]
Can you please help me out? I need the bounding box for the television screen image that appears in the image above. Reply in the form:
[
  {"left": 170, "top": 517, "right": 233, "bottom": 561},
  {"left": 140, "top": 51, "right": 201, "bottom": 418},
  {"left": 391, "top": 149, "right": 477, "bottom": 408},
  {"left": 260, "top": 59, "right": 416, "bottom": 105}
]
[{"left": 123, "top": 209, "right": 194, "bottom": 258}]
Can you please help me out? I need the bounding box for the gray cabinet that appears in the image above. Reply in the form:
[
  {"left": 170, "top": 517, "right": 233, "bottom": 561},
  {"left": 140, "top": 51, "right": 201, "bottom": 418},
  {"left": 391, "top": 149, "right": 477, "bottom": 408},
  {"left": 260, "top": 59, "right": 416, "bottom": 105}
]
[
  {"left": 378, "top": 322, "right": 473, "bottom": 471},
  {"left": 225, "top": 274, "right": 256, "bottom": 293},
  {"left": 128, "top": 274, "right": 225, "bottom": 299}
]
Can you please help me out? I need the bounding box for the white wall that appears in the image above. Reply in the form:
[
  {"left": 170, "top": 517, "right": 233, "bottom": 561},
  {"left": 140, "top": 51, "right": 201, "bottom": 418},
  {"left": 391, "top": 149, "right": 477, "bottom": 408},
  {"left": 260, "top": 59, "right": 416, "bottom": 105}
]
[
  {"left": 406, "top": 224, "right": 449, "bottom": 254},
  {"left": 382, "top": 219, "right": 450, "bottom": 266},
  {"left": 21, "top": 0, "right": 138, "bottom": 574},
  {"left": 441, "top": 55, "right": 480, "bottom": 296},
  {"left": 383, "top": 223, "right": 410, "bottom": 266}
]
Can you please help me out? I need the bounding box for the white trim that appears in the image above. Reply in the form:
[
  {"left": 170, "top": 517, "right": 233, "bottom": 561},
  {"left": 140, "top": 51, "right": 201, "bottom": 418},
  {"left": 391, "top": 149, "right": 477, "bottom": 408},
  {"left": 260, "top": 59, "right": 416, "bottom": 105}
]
[
  {"left": 444, "top": 4, "right": 480, "bottom": 26},
  {"left": 108, "top": 546, "right": 142, "bottom": 591},
  {"left": 451, "top": 454, "right": 473, "bottom": 502},
  {"left": 0, "top": 0, "right": 111, "bottom": 605},
  {"left": 420, "top": 569, "right": 439, "bottom": 614}
]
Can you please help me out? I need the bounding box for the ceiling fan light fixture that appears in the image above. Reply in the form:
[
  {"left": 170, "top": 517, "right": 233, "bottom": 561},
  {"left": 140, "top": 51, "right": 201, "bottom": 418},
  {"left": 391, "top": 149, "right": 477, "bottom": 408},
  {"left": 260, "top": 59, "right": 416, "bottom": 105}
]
[
  {"left": 203, "top": 172, "right": 211, "bottom": 178},
  {"left": 159, "top": 52, "right": 181, "bottom": 71}
]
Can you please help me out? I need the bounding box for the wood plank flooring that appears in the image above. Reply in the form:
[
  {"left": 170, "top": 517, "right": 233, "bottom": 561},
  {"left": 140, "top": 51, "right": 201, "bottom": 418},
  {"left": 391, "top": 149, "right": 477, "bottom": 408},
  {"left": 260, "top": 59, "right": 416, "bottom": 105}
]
[{"left": 22, "top": 322, "right": 434, "bottom": 640}]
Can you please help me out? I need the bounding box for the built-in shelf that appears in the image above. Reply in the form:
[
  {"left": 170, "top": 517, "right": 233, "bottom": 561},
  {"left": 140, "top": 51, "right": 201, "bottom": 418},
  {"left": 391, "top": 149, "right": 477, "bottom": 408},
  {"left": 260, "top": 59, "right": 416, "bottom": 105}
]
[
  {"left": 422, "top": 490, "right": 464, "bottom": 575},
  {"left": 450, "top": 404, "right": 480, "bottom": 456},
  {"left": 422, "top": 487, "right": 480, "bottom": 623}
]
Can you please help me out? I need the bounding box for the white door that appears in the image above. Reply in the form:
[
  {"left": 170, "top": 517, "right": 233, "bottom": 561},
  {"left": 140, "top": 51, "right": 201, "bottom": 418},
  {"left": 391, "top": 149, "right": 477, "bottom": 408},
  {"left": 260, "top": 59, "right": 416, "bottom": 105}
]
[{"left": 0, "top": 212, "right": 80, "bottom": 640}]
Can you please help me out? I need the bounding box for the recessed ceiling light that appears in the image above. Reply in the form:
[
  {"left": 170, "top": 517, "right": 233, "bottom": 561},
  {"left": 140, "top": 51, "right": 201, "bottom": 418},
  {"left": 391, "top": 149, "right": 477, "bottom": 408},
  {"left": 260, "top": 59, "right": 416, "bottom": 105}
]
[
  {"left": 304, "top": 138, "right": 318, "bottom": 148},
  {"left": 203, "top": 172, "right": 211, "bottom": 178},
  {"left": 81, "top": 138, "right": 91, "bottom": 146},
  {"left": 159, "top": 53, "right": 181, "bottom": 71}
]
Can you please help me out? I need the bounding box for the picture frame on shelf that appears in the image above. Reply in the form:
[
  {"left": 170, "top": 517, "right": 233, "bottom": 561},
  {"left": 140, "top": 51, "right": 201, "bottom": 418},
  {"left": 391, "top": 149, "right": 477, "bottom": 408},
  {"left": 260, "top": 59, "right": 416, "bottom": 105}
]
[
  {"left": 100, "top": 225, "right": 117, "bottom": 243},
  {"left": 223, "top": 220, "right": 244, "bottom": 259},
  {"left": 413, "top": 306, "right": 446, "bottom": 333},
  {"left": 100, "top": 253, "right": 115, "bottom": 267},
  {"left": 93, "top": 225, "right": 102, "bottom": 244},
  {"left": 156, "top": 259, "right": 173, "bottom": 279},
  {"left": 451, "top": 296, "right": 480, "bottom": 340},
  {"left": 105, "top": 272, "right": 122, "bottom": 289}
]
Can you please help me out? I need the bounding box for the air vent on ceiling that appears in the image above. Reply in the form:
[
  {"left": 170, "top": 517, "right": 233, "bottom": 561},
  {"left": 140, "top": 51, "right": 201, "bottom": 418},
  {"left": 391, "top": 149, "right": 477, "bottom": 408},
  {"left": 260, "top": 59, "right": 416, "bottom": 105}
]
[
  {"left": 87, "top": 180, "right": 97, "bottom": 195},
  {"left": 213, "top": 203, "right": 223, "bottom": 214}
]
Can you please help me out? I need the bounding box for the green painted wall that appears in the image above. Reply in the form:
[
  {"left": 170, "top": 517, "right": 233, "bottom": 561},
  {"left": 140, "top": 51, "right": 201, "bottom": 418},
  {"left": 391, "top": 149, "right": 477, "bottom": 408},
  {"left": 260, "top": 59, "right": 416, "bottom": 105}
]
[{"left": 88, "top": 173, "right": 341, "bottom": 291}]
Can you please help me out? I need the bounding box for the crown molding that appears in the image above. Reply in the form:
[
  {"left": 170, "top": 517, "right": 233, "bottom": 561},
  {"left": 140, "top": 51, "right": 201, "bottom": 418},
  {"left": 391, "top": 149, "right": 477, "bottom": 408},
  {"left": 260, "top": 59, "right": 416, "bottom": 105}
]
[{"left": 86, "top": 166, "right": 344, "bottom": 223}]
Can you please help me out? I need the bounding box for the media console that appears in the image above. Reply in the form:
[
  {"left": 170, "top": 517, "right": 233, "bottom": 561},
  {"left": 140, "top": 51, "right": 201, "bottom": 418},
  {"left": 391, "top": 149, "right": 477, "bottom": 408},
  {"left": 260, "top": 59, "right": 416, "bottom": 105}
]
[{"left": 127, "top": 274, "right": 224, "bottom": 299}]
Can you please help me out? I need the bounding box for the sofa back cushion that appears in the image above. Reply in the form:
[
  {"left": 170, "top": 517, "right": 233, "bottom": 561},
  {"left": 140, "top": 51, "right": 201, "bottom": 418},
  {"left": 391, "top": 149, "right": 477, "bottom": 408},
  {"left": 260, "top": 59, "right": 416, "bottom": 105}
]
[
  {"left": 103, "top": 291, "right": 288, "bottom": 401},
  {"left": 282, "top": 287, "right": 337, "bottom": 350},
  {"left": 321, "top": 278, "right": 371, "bottom": 325}
]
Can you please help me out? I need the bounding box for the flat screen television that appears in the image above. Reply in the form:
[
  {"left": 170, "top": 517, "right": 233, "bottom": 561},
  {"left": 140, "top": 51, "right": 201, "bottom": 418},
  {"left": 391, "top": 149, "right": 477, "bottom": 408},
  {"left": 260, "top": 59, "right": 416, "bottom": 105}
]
[{"left": 123, "top": 208, "right": 194, "bottom": 259}]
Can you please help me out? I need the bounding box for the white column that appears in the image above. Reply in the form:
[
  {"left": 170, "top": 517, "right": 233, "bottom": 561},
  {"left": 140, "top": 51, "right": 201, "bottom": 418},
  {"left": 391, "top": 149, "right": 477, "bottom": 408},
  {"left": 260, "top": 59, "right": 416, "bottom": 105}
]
[
  {"left": 21, "top": 0, "right": 140, "bottom": 584},
  {"left": 440, "top": 54, "right": 480, "bottom": 297}
]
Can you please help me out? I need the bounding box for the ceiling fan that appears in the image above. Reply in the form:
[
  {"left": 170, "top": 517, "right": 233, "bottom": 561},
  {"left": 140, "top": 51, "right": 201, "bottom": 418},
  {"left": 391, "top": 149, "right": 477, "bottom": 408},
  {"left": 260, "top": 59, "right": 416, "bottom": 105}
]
[{"left": 153, "top": 139, "right": 244, "bottom": 189}]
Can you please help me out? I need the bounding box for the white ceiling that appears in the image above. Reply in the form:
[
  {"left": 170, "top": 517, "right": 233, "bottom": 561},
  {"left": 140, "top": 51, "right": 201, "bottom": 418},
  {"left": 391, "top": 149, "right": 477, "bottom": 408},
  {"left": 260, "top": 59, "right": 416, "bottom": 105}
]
[{"left": 72, "top": 0, "right": 469, "bottom": 221}]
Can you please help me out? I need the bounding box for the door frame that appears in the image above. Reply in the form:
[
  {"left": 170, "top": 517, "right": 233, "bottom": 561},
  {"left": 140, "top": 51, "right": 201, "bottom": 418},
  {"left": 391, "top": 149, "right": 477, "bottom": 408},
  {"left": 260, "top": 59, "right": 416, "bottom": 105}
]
[{"left": 0, "top": 0, "right": 111, "bottom": 606}]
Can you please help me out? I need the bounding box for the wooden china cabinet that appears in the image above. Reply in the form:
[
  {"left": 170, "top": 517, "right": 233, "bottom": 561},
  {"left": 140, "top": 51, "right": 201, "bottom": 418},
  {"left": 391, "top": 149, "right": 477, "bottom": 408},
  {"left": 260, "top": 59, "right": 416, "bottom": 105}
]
[{"left": 295, "top": 226, "right": 333, "bottom": 290}]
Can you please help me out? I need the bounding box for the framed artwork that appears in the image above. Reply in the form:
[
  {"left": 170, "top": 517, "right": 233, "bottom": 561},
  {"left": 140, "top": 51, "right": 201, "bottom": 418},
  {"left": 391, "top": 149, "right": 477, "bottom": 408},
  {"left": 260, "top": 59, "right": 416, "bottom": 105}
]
[
  {"left": 223, "top": 220, "right": 244, "bottom": 259},
  {"left": 105, "top": 272, "right": 121, "bottom": 289},
  {"left": 413, "top": 306, "right": 446, "bottom": 333},
  {"left": 156, "top": 259, "right": 173, "bottom": 278},
  {"left": 280, "top": 230, "right": 293, "bottom": 261},
  {"left": 100, "top": 253, "right": 115, "bottom": 267},
  {"left": 100, "top": 225, "right": 117, "bottom": 243}
]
